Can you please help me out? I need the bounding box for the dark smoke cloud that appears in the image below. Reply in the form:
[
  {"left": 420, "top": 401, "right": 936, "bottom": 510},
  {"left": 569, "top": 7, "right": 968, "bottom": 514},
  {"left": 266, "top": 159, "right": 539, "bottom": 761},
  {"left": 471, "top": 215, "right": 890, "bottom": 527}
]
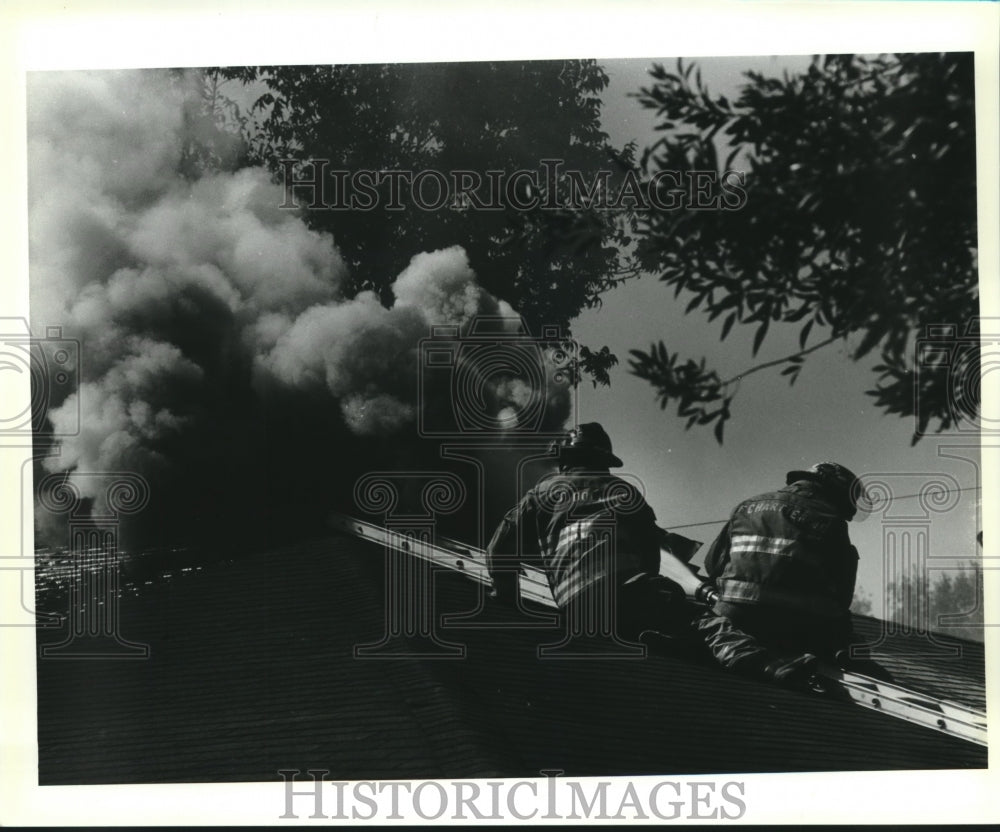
[{"left": 28, "top": 69, "right": 570, "bottom": 549}]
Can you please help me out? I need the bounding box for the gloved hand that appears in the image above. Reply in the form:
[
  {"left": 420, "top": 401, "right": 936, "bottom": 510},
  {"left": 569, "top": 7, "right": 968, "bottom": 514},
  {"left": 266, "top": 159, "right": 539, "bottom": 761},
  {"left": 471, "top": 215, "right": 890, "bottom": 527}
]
[
  {"left": 694, "top": 583, "right": 720, "bottom": 606},
  {"left": 834, "top": 645, "right": 872, "bottom": 670},
  {"left": 765, "top": 653, "right": 820, "bottom": 691},
  {"left": 833, "top": 646, "right": 893, "bottom": 682}
]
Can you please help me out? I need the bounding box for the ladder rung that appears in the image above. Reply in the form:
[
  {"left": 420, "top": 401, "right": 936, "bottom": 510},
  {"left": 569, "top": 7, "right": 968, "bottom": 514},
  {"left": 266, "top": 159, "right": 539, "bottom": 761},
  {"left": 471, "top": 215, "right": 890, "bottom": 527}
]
[{"left": 332, "top": 512, "right": 986, "bottom": 746}]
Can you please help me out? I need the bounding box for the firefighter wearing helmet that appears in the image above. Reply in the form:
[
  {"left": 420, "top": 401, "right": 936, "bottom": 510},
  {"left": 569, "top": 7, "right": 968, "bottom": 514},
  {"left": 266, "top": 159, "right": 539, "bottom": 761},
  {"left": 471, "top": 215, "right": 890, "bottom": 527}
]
[
  {"left": 696, "top": 462, "right": 871, "bottom": 689},
  {"left": 485, "top": 422, "right": 696, "bottom": 643}
]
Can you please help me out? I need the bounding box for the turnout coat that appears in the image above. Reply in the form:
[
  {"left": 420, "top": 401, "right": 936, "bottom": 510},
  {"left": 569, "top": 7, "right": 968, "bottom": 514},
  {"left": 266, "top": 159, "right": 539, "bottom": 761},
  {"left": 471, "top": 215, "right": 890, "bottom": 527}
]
[
  {"left": 703, "top": 480, "right": 859, "bottom": 620},
  {"left": 485, "top": 468, "right": 663, "bottom": 608}
]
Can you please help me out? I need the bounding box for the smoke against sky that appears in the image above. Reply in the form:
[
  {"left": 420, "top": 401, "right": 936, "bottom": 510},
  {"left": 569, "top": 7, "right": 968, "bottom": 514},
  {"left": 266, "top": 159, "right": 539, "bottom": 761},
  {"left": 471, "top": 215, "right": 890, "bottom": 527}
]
[
  {"left": 28, "top": 69, "right": 563, "bottom": 544},
  {"left": 259, "top": 244, "right": 518, "bottom": 435},
  {"left": 24, "top": 63, "right": 983, "bottom": 609}
]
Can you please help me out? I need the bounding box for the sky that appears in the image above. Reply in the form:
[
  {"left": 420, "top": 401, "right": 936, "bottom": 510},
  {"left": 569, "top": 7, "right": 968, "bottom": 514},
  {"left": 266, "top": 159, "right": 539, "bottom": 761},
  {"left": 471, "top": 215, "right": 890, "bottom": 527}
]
[{"left": 573, "top": 55, "right": 983, "bottom": 616}]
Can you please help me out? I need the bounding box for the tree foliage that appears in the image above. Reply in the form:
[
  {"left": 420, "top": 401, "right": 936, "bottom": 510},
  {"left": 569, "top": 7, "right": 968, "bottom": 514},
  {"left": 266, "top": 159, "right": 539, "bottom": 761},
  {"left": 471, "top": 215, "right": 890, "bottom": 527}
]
[
  {"left": 628, "top": 54, "right": 978, "bottom": 442},
  {"left": 883, "top": 560, "right": 984, "bottom": 642},
  {"left": 172, "top": 69, "right": 254, "bottom": 178},
  {"left": 208, "top": 62, "right": 639, "bottom": 383}
]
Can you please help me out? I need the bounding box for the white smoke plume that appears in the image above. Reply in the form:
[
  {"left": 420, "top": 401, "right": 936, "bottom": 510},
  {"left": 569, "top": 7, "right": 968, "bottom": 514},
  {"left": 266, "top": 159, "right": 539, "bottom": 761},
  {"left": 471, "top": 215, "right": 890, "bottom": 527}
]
[{"left": 28, "top": 69, "right": 564, "bottom": 527}]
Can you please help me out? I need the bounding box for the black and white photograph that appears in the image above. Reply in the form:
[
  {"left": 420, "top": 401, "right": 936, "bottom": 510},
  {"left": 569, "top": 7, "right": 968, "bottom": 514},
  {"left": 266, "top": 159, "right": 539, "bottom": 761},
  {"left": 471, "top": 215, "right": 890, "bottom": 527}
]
[{"left": 1, "top": 0, "right": 997, "bottom": 825}]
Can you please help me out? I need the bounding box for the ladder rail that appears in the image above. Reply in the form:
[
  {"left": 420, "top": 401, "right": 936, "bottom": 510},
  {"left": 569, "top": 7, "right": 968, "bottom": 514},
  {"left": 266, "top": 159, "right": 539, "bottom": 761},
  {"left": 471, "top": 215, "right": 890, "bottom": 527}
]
[
  {"left": 330, "top": 511, "right": 988, "bottom": 748},
  {"left": 831, "top": 671, "right": 987, "bottom": 746}
]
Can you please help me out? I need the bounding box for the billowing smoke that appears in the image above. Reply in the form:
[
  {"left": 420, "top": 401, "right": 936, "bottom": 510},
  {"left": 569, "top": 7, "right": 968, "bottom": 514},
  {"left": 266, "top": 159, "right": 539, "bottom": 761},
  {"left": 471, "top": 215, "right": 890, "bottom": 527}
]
[
  {"left": 257, "top": 245, "right": 517, "bottom": 435},
  {"left": 28, "top": 69, "right": 570, "bottom": 550}
]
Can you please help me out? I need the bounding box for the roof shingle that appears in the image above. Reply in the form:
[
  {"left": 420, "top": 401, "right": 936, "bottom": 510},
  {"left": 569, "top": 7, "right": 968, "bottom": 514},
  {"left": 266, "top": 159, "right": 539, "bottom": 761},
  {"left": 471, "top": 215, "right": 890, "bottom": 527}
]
[{"left": 36, "top": 533, "right": 987, "bottom": 785}]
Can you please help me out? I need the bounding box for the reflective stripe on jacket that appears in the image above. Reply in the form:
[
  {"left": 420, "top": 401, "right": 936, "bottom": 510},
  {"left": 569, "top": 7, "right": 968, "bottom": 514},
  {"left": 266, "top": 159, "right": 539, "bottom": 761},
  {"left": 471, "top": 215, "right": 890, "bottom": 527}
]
[
  {"left": 703, "top": 481, "right": 859, "bottom": 618},
  {"left": 486, "top": 469, "right": 662, "bottom": 607}
]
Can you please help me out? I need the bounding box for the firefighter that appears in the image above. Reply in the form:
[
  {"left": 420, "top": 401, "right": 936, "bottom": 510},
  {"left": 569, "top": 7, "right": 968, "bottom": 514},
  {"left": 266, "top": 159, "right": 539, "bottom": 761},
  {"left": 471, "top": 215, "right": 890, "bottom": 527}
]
[
  {"left": 485, "top": 422, "right": 693, "bottom": 642},
  {"left": 696, "top": 461, "right": 870, "bottom": 689}
]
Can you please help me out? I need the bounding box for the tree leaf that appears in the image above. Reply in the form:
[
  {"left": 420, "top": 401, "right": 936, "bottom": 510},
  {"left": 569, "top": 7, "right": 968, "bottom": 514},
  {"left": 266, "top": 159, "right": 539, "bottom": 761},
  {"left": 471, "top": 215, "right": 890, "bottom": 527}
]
[
  {"left": 752, "top": 320, "right": 770, "bottom": 356},
  {"left": 721, "top": 312, "right": 737, "bottom": 341},
  {"left": 799, "top": 319, "right": 814, "bottom": 349}
]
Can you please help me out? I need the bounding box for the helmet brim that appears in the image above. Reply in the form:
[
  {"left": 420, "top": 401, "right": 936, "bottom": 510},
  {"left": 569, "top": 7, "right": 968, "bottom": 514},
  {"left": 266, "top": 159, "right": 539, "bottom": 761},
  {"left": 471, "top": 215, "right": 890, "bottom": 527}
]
[
  {"left": 563, "top": 446, "right": 624, "bottom": 468},
  {"left": 787, "top": 468, "right": 869, "bottom": 513},
  {"left": 602, "top": 451, "right": 624, "bottom": 468},
  {"left": 785, "top": 469, "right": 815, "bottom": 485}
]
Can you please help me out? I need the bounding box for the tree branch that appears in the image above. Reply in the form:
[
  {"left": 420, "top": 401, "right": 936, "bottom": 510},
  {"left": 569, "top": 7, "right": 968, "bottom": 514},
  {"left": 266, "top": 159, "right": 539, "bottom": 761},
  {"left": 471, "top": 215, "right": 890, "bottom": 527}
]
[{"left": 720, "top": 334, "right": 840, "bottom": 388}]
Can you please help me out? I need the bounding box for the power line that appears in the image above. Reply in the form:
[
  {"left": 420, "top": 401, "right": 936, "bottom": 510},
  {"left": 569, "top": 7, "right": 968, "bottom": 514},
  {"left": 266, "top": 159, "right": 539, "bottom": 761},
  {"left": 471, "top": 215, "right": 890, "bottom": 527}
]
[
  {"left": 860, "top": 485, "right": 982, "bottom": 503},
  {"left": 664, "top": 484, "right": 982, "bottom": 532},
  {"left": 667, "top": 518, "right": 728, "bottom": 531}
]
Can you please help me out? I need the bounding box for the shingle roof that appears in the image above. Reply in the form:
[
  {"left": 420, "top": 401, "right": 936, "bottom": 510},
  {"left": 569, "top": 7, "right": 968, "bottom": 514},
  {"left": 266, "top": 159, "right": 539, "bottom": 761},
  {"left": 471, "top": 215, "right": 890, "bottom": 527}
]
[
  {"left": 848, "top": 615, "right": 986, "bottom": 712},
  {"left": 36, "top": 533, "right": 987, "bottom": 785}
]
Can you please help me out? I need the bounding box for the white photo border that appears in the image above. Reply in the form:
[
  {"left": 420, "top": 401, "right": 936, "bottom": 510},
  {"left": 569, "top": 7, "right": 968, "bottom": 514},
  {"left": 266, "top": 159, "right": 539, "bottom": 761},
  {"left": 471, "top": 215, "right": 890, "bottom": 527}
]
[{"left": 1, "top": 0, "right": 997, "bottom": 825}]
